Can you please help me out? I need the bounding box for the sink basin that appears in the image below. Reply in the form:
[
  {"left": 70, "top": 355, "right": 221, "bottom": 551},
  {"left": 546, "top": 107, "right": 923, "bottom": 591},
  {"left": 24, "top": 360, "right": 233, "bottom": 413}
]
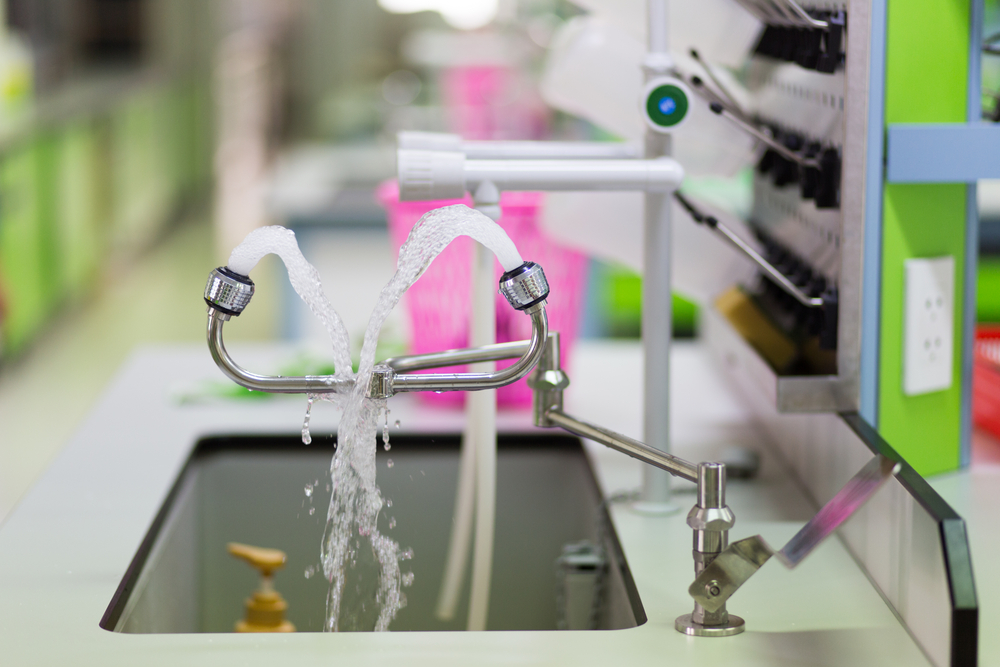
[{"left": 102, "top": 433, "right": 645, "bottom": 633}]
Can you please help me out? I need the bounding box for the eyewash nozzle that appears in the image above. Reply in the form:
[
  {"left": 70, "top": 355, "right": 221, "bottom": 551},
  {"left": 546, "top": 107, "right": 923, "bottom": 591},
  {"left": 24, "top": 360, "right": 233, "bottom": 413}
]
[
  {"left": 205, "top": 267, "right": 255, "bottom": 317},
  {"left": 499, "top": 261, "right": 549, "bottom": 311}
]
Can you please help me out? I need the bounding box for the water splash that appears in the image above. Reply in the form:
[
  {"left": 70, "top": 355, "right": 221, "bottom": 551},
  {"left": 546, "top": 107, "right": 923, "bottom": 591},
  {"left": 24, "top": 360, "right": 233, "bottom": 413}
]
[
  {"left": 227, "top": 226, "right": 353, "bottom": 379},
  {"left": 225, "top": 206, "right": 524, "bottom": 632}
]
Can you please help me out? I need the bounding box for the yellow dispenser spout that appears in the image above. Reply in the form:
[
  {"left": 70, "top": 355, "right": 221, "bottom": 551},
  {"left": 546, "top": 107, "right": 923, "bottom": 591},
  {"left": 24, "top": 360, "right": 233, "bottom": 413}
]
[{"left": 227, "top": 542, "right": 296, "bottom": 633}]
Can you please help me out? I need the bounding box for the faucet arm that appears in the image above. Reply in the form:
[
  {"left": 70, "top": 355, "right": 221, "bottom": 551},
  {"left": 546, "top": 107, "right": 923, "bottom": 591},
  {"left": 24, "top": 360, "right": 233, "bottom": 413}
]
[
  {"left": 207, "top": 310, "right": 354, "bottom": 394},
  {"left": 383, "top": 339, "right": 531, "bottom": 372},
  {"left": 380, "top": 306, "right": 548, "bottom": 396},
  {"left": 527, "top": 332, "right": 699, "bottom": 483},
  {"left": 204, "top": 260, "right": 552, "bottom": 399},
  {"left": 542, "top": 408, "right": 699, "bottom": 483},
  {"left": 206, "top": 305, "right": 546, "bottom": 398}
]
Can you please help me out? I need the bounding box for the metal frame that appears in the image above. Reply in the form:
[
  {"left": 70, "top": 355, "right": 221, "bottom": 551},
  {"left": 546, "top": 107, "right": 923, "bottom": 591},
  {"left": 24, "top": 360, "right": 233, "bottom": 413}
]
[
  {"left": 842, "top": 414, "right": 978, "bottom": 667},
  {"left": 705, "top": 0, "right": 872, "bottom": 413},
  {"left": 860, "top": 0, "right": 888, "bottom": 425}
]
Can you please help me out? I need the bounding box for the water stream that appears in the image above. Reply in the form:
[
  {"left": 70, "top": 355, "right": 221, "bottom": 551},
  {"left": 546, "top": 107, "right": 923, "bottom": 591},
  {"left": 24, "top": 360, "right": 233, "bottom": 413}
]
[{"left": 226, "top": 205, "right": 522, "bottom": 631}]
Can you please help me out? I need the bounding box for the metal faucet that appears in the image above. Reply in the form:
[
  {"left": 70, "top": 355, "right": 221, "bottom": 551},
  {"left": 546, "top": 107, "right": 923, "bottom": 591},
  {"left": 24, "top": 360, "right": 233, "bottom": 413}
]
[
  {"left": 202, "top": 261, "right": 551, "bottom": 400},
  {"left": 203, "top": 262, "right": 896, "bottom": 637},
  {"left": 528, "top": 332, "right": 899, "bottom": 637},
  {"left": 529, "top": 333, "right": 744, "bottom": 636}
]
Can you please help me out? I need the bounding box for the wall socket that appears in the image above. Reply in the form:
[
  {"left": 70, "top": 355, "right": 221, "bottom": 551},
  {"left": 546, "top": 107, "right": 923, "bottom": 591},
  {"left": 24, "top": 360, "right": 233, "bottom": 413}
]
[{"left": 903, "top": 256, "right": 955, "bottom": 396}]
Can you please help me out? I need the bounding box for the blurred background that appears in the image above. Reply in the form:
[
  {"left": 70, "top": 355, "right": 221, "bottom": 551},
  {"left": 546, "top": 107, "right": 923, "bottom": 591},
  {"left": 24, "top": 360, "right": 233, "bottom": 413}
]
[
  {"left": 0, "top": 0, "right": 684, "bottom": 522},
  {"left": 0, "top": 0, "right": 997, "bottom": 521}
]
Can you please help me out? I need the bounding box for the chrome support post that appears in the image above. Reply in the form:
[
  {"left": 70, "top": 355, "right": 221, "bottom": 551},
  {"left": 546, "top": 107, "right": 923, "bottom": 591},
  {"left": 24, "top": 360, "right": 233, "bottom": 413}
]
[
  {"left": 675, "top": 462, "right": 744, "bottom": 637},
  {"left": 528, "top": 336, "right": 748, "bottom": 636}
]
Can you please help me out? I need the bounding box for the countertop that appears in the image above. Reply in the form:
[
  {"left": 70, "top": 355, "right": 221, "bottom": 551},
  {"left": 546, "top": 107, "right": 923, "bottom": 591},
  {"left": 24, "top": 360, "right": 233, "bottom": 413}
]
[{"left": 0, "top": 340, "right": 933, "bottom": 666}]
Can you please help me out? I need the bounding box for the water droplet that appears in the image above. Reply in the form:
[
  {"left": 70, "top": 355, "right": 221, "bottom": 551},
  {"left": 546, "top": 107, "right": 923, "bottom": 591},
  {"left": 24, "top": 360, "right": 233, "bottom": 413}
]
[
  {"left": 394, "top": 420, "right": 400, "bottom": 428},
  {"left": 387, "top": 459, "right": 394, "bottom": 468},
  {"left": 309, "top": 507, "right": 316, "bottom": 515},
  {"left": 401, "top": 548, "right": 414, "bottom": 560},
  {"left": 388, "top": 517, "right": 396, "bottom": 529},
  {"left": 304, "top": 483, "right": 314, "bottom": 497},
  {"left": 386, "top": 499, "right": 393, "bottom": 508},
  {"left": 402, "top": 572, "right": 415, "bottom": 586},
  {"left": 301, "top": 396, "right": 315, "bottom": 445}
]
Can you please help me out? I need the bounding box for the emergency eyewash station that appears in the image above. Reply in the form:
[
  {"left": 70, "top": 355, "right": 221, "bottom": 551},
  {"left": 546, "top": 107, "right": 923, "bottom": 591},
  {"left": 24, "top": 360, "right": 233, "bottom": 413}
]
[{"left": 0, "top": 0, "right": 986, "bottom": 666}]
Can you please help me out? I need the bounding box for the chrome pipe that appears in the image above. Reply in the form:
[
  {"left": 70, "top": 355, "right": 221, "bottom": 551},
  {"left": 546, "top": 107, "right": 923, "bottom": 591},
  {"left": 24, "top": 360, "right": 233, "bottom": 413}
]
[
  {"left": 712, "top": 224, "right": 824, "bottom": 309},
  {"left": 382, "top": 307, "right": 548, "bottom": 396},
  {"left": 207, "top": 309, "right": 354, "bottom": 394},
  {"left": 672, "top": 193, "right": 824, "bottom": 310},
  {"left": 543, "top": 408, "right": 699, "bottom": 483},
  {"left": 708, "top": 103, "right": 819, "bottom": 169},
  {"left": 207, "top": 306, "right": 547, "bottom": 398},
  {"left": 383, "top": 340, "right": 531, "bottom": 372},
  {"left": 204, "top": 260, "right": 551, "bottom": 399}
]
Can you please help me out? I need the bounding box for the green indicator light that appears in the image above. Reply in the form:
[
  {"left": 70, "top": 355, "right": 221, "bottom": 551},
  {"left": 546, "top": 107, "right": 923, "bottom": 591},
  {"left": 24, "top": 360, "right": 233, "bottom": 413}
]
[{"left": 646, "top": 84, "right": 688, "bottom": 128}]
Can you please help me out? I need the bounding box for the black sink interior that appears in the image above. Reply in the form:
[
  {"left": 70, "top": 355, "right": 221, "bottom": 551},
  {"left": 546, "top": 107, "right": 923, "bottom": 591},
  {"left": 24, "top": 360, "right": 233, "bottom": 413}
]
[{"left": 103, "top": 433, "right": 645, "bottom": 633}]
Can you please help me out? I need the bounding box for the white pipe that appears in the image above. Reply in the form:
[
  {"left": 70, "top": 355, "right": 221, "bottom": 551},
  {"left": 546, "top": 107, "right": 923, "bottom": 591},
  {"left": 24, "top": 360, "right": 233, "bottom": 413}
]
[
  {"left": 466, "top": 239, "right": 498, "bottom": 631},
  {"left": 433, "top": 189, "right": 503, "bottom": 628},
  {"left": 434, "top": 415, "right": 477, "bottom": 621},
  {"left": 637, "top": 0, "right": 678, "bottom": 512},
  {"left": 464, "top": 141, "right": 641, "bottom": 160},
  {"left": 397, "top": 150, "right": 684, "bottom": 201},
  {"left": 464, "top": 159, "right": 684, "bottom": 192},
  {"left": 397, "top": 132, "right": 640, "bottom": 160},
  {"left": 397, "top": 131, "right": 641, "bottom": 160},
  {"left": 647, "top": 0, "right": 669, "bottom": 57}
]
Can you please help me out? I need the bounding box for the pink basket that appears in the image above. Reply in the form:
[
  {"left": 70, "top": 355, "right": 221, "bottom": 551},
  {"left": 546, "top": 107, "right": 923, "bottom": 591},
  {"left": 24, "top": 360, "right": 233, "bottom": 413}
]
[{"left": 377, "top": 180, "right": 586, "bottom": 408}]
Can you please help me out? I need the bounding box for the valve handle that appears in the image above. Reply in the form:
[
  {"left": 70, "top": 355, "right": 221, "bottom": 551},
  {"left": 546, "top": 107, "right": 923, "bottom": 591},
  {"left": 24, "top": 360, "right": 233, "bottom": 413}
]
[
  {"left": 690, "top": 455, "right": 899, "bottom": 613},
  {"left": 227, "top": 542, "right": 287, "bottom": 578}
]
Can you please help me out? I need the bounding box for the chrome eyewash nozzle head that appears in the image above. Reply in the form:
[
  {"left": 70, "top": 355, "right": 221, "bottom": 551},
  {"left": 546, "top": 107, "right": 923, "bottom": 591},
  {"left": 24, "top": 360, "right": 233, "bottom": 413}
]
[
  {"left": 499, "top": 261, "right": 549, "bottom": 311},
  {"left": 204, "top": 267, "right": 255, "bottom": 317}
]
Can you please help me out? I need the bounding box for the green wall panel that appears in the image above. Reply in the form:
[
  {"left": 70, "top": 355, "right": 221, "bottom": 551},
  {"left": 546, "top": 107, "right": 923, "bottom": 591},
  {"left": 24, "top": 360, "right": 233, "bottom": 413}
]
[
  {"left": 0, "top": 144, "right": 48, "bottom": 353},
  {"left": 977, "top": 257, "right": 1000, "bottom": 322},
  {"left": 879, "top": 184, "right": 966, "bottom": 475},
  {"left": 57, "top": 122, "right": 103, "bottom": 300},
  {"left": 879, "top": 0, "right": 970, "bottom": 475},
  {"left": 885, "top": 0, "right": 969, "bottom": 125},
  {"left": 0, "top": 73, "right": 213, "bottom": 359}
]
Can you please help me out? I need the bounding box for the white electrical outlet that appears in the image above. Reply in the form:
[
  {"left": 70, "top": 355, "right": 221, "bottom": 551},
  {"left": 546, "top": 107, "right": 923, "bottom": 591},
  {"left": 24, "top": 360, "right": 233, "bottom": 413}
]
[{"left": 903, "top": 256, "right": 955, "bottom": 395}]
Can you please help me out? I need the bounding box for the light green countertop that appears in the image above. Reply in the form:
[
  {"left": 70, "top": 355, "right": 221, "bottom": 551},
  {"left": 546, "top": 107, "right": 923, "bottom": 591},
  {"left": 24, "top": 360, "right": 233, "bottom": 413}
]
[{"left": 0, "top": 340, "right": 932, "bottom": 666}]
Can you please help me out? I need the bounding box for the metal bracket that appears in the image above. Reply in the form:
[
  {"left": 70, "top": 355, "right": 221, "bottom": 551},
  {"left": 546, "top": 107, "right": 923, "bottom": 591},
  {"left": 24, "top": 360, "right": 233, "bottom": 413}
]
[{"left": 689, "top": 455, "right": 900, "bottom": 613}]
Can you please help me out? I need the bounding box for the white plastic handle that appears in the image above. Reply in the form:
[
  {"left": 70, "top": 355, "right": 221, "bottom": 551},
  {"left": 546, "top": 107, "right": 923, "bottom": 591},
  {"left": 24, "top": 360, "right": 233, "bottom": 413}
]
[{"left": 398, "top": 149, "right": 685, "bottom": 201}]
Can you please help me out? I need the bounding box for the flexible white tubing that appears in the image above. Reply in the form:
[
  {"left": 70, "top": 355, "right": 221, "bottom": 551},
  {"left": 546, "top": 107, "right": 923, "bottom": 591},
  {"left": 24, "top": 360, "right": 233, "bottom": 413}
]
[
  {"left": 466, "top": 240, "right": 498, "bottom": 631},
  {"left": 434, "top": 414, "right": 477, "bottom": 620}
]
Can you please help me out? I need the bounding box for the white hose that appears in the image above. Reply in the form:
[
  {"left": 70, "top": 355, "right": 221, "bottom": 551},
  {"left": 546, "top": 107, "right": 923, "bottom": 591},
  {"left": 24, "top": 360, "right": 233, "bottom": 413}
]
[
  {"left": 466, "top": 241, "right": 498, "bottom": 631},
  {"left": 434, "top": 417, "right": 477, "bottom": 620}
]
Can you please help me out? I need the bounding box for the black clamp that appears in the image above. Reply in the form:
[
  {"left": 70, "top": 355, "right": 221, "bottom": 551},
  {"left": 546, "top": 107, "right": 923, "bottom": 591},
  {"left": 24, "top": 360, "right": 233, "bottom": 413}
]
[{"left": 754, "top": 10, "right": 846, "bottom": 75}]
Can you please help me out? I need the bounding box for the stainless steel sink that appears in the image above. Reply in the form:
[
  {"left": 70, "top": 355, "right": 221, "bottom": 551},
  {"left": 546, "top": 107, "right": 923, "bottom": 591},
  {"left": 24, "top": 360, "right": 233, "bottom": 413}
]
[{"left": 102, "top": 433, "right": 645, "bottom": 633}]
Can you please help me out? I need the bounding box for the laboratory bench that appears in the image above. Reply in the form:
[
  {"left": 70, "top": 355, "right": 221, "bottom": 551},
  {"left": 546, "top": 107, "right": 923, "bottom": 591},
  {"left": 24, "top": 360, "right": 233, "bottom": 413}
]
[{"left": 0, "top": 338, "right": 963, "bottom": 666}]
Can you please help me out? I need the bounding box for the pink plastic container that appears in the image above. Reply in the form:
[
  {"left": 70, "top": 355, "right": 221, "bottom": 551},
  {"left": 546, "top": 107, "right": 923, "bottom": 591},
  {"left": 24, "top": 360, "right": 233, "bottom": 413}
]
[
  {"left": 377, "top": 180, "right": 586, "bottom": 408},
  {"left": 440, "top": 66, "right": 549, "bottom": 141}
]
